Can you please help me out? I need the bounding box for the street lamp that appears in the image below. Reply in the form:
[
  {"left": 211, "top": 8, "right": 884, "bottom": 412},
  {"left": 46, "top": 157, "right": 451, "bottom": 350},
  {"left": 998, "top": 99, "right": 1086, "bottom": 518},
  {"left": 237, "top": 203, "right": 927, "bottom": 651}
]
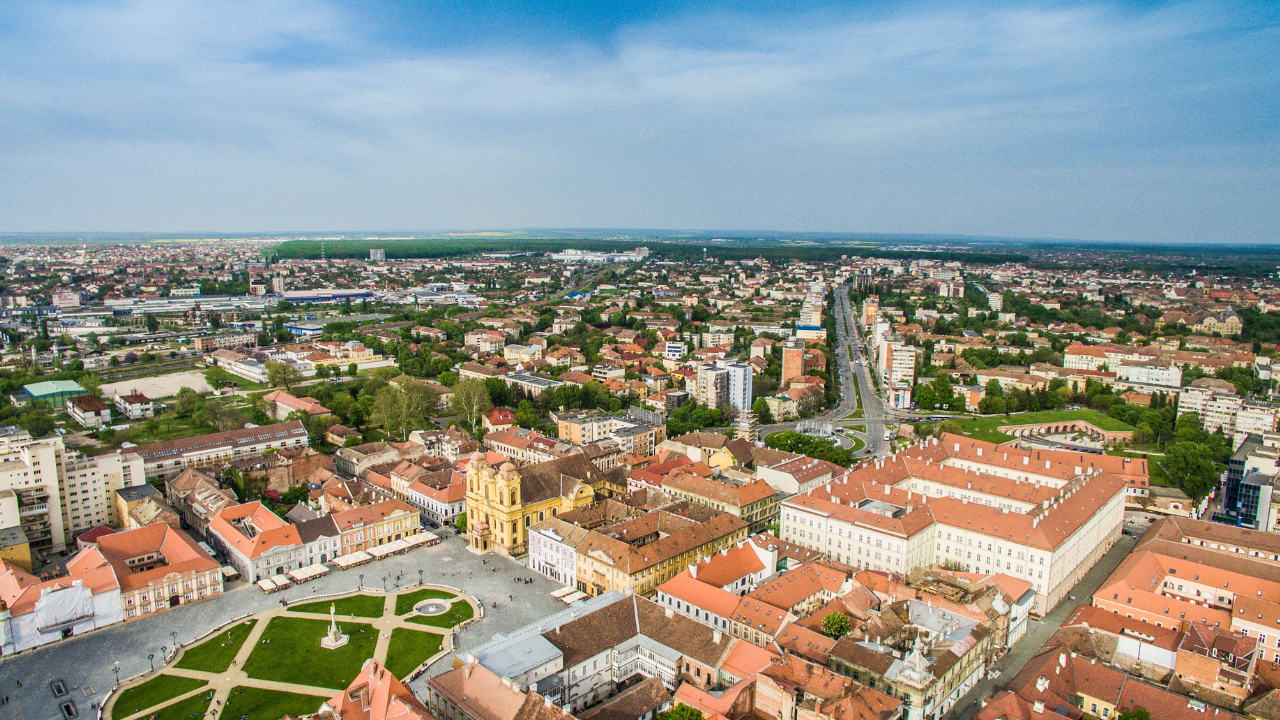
[
  {"left": 148, "top": 653, "right": 155, "bottom": 671},
  {"left": 359, "top": 573, "right": 364, "bottom": 589},
  {"left": 171, "top": 630, "right": 178, "bottom": 650},
  {"left": 418, "top": 569, "right": 423, "bottom": 585},
  {"left": 112, "top": 665, "right": 120, "bottom": 685}
]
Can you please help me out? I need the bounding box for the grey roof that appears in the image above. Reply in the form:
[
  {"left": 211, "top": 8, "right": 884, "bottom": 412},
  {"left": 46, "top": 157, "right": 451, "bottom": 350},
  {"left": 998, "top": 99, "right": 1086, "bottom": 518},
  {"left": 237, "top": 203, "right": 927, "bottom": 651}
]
[
  {"left": 115, "top": 484, "right": 162, "bottom": 503},
  {"left": 466, "top": 591, "right": 625, "bottom": 678},
  {"left": 295, "top": 515, "right": 339, "bottom": 543},
  {"left": 0, "top": 524, "right": 28, "bottom": 549}
]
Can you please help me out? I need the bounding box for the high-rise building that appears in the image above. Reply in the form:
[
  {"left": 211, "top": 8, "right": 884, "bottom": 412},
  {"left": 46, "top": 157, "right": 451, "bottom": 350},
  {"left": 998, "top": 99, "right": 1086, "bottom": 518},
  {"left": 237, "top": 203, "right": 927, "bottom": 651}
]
[
  {"left": 0, "top": 427, "right": 146, "bottom": 554},
  {"left": 696, "top": 364, "right": 729, "bottom": 409},
  {"left": 370, "top": 248, "right": 386, "bottom": 262},
  {"left": 781, "top": 338, "right": 804, "bottom": 389},
  {"left": 722, "top": 361, "right": 753, "bottom": 412}
]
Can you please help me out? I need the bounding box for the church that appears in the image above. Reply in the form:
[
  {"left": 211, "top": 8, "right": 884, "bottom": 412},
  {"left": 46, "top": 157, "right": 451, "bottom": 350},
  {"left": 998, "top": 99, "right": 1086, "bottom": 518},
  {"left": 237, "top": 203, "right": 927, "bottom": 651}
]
[{"left": 465, "top": 452, "right": 624, "bottom": 556}]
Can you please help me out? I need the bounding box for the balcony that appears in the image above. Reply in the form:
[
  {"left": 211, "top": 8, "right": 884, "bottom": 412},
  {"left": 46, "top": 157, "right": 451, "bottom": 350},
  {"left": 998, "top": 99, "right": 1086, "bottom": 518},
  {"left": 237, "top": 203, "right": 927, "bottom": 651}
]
[{"left": 19, "top": 503, "right": 49, "bottom": 516}]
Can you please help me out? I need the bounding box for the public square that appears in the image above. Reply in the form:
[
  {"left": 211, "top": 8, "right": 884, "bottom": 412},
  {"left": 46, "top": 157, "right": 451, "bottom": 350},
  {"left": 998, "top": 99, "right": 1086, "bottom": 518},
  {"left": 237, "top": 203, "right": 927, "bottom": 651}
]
[{"left": 0, "top": 534, "right": 568, "bottom": 720}]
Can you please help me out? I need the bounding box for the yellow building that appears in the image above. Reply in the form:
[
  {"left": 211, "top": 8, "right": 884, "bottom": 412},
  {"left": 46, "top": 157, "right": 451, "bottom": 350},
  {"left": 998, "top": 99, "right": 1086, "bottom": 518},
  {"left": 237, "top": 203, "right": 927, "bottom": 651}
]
[
  {"left": 0, "top": 525, "right": 32, "bottom": 572},
  {"left": 465, "top": 453, "right": 615, "bottom": 556}
]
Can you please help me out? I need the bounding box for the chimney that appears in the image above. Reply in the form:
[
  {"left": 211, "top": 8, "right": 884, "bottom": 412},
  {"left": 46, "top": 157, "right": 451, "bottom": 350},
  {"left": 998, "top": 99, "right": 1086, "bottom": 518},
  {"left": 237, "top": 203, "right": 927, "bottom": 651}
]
[
  {"left": 665, "top": 607, "right": 674, "bottom": 618},
  {"left": 465, "top": 664, "right": 473, "bottom": 679},
  {"left": 1033, "top": 701, "right": 1045, "bottom": 714},
  {"left": 713, "top": 630, "right": 723, "bottom": 644},
  {"left": 545, "top": 696, "right": 553, "bottom": 708}
]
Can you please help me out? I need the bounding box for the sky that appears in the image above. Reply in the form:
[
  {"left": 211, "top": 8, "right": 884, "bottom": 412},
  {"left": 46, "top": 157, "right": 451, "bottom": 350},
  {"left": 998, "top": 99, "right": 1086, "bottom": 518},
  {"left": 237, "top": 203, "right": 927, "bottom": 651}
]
[{"left": 0, "top": 0, "right": 1277, "bottom": 243}]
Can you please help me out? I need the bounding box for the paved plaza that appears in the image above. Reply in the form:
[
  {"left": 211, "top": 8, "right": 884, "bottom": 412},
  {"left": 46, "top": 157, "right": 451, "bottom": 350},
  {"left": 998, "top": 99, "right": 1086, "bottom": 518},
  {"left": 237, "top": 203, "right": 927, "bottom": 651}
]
[{"left": 0, "top": 534, "right": 568, "bottom": 720}]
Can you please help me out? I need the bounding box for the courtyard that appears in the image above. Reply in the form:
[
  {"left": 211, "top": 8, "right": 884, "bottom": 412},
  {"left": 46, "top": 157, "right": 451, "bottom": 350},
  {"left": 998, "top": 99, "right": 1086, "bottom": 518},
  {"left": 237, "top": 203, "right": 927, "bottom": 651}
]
[
  {"left": 104, "top": 587, "right": 475, "bottom": 719},
  {"left": 0, "top": 535, "right": 570, "bottom": 720}
]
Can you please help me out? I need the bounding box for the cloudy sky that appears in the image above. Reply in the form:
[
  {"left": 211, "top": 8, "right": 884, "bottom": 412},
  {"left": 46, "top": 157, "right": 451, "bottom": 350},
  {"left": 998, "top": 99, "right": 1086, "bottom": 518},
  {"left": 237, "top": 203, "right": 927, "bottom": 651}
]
[{"left": 0, "top": 0, "right": 1276, "bottom": 242}]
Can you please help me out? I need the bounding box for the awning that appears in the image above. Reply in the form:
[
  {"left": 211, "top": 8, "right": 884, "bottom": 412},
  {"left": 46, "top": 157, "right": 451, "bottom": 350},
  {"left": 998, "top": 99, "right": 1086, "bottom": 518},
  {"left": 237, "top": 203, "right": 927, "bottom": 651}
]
[
  {"left": 549, "top": 586, "right": 575, "bottom": 599},
  {"left": 287, "top": 564, "right": 329, "bottom": 582},
  {"left": 561, "top": 591, "right": 587, "bottom": 604}
]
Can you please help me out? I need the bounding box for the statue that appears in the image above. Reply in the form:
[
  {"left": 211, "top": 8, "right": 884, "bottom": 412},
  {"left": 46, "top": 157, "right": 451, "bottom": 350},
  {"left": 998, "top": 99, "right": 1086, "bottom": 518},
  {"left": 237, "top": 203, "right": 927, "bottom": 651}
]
[{"left": 321, "top": 602, "right": 349, "bottom": 649}]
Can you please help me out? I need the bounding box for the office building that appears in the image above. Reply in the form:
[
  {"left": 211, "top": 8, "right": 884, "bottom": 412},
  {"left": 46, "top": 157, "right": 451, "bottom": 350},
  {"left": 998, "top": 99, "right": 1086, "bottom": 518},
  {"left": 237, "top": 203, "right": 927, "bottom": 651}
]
[{"left": 781, "top": 338, "right": 804, "bottom": 388}]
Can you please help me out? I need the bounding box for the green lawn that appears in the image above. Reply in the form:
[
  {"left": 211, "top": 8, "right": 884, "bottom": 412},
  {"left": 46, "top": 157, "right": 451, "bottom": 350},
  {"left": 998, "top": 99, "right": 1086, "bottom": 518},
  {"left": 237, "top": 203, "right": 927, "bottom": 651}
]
[
  {"left": 144, "top": 689, "right": 215, "bottom": 720},
  {"left": 289, "top": 593, "right": 387, "bottom": 619},
  {"left": 242, "top": 617, "right": 378, "bottom": 690},
  {"left": 848, "top": 435, "right": 865, "bottom": 452},
  {"left": 175, "top": 620, "right": 257, "bottom": 673},
  {"left": 395, "top": 588, "right": 457, "bottom": 616},
  {"left": 383, "top": 628, "right": 445, "bottom": 678},
  {"left": 221, "top": 687, "right": 329, "bottom": 720},
  {"left": 955, "top": 409, "right": 1134, "bottom": 443},
  {"left": 112, "top": 675, "right": 206, "bottom": 718},
  {"left": 405, "top": 600, "right": 474, "bottom": 628}
]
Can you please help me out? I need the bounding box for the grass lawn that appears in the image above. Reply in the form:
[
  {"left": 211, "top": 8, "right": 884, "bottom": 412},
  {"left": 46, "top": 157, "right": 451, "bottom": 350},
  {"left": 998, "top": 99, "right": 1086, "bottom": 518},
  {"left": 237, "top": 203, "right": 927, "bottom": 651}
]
[
  {"left": 289, "top": 593, "right": 387, "bottom": 619},
  {"left": 848, "top": 435, "right": 865, "bottom": 452},
  {"left": 405, "top": 600, "right": 474, "bottom": 628},
  {"left": 220, "top": 687, "right": 329, "bottom": 720},
  {"left": 395, "top": 588, "right": 457, "bottom": 616},
  {"left": 143, "top": 689, "right": 215, "bottom": 720},
  {"left": 242, "top": 617, "right": 378, "bottom": 690},
  {"left": 112, "top": 675, "right": 206, "bottom": 718},
  {"left": 383, "top": 628, "right": 445, "bottom": 678},
  {"left": 175, "top": 620, "right": 257, "bottom": 673},
  {"left": 955, "top": 409, "right": 1134, "bottom": 443}
]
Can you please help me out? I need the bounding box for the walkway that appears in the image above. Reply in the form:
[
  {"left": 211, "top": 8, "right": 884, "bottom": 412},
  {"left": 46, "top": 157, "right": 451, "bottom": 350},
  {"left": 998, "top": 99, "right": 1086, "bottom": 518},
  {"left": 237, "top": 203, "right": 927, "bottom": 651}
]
[{"left": 106, "top": 588, "right": 477, "bottom": 720}]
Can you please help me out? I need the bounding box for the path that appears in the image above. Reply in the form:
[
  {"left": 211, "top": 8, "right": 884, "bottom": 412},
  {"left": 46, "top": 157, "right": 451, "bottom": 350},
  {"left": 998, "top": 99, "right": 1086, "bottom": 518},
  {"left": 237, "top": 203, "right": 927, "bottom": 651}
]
[{"left": 106, "top": 587, "right": 476, "bottom": 720}]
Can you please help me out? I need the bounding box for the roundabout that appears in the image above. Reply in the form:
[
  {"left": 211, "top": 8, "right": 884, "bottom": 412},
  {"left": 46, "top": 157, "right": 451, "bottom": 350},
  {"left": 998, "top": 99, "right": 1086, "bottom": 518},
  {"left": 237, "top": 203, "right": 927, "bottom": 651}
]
[{"left": 104, "top": 586, "right": 477, "bottom": 720}]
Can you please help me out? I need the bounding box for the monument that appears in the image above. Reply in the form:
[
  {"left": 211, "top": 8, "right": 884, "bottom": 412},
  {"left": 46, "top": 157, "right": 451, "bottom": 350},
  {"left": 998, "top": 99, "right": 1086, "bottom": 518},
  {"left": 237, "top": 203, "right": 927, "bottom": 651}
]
[{"left": 320, "top": 602, "right": 350, "bottom": 649}]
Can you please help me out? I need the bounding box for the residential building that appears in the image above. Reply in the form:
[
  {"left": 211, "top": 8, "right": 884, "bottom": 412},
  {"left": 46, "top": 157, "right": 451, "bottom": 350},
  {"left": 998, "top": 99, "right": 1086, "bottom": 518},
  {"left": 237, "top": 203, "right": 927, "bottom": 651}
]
[
  {"left": 781, "top": 338, "right": 804, "bottom": 388},
  {"left": 0, "top": 554, "right": 124, "bottom": 654},
  {"left": 330, "top": 500, "right": 422, "bottom": 555},
  {"left": 661, "top": 473, "right": 779, "bottom": 533},
  {"left": 75, "top": 523, "right": 223, "bottom": 620},
  {"left": 114, "top": 392, "right": 154, "bottom": 420},
  {"left": 129, "top": 421, "right": 310, "bottom": 481},
  {"left": 192, "top": 333, "right": 256, "bottom": 353},
  {"left": 324, "top": 659, "right": 433, "bottom": 720},
  {"left": 695, "top": 364, "right": 729, "bottom": 409},
  {"left": 721, "top": 361, "right": 753, "bottom": 413},
  {"left": 262, "top": 390, "right": 332, "bottom": 422},
  {"left": 207, "top": 501, "right": 304, "bottom": 583},
  {"left": 66, "top": 395, "right": 112, "bottom": 429}
]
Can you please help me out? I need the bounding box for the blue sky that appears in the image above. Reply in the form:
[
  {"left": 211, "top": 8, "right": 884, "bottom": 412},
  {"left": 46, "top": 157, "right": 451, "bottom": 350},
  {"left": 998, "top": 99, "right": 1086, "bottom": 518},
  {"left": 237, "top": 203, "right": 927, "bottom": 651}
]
[{"left": 0, "top": 0, "right": 1276, "bottom": 242}]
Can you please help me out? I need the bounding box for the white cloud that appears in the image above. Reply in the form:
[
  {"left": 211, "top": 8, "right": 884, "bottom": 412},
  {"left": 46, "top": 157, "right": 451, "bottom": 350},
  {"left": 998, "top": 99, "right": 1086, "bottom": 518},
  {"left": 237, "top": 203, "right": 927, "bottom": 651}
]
[{"left": 0, "top": 0, "right": 1275, "bottom": 240}]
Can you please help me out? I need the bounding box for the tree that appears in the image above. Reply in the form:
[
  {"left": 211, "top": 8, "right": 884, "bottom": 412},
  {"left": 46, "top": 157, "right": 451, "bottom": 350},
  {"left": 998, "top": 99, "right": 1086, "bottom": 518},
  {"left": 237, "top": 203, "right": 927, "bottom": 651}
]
[
  {"left": 1118, "top": 710, "right": 1150, "bottom": 720},
  {"left": 657, "top": 704, "right": 703, "bottom": 720},
  {"left": 173, "top": 387, "right": 204, "bottom": 418},
  {"left": 81, "top": 373, "right": 103, "bottom": 398},
  {"left": 454, "top": 513, "right": 468, "bottom": 533},
  {"left": 821, "top": 611, "right": 851, "bottom": 639},
  {"left": 450, "top": 379, "right": 493, "bottom": 432},
  {"left": 348, "top": 362, "right": 358, "bottom": 378},
  {"left": 1164, "top": 441, "right": 1220, "bottom": 500},
  {"left": 370, "top": 383, "right": 440, "bottom": 440},
  {"left": 145, "top": 314, "right": 159, "bottom": 333},
  {"left": 752, "top": 397, "right": 774, "bottom": 424},
  {"left": 266, "top": 361, "right": 302, "bottom": 390}
]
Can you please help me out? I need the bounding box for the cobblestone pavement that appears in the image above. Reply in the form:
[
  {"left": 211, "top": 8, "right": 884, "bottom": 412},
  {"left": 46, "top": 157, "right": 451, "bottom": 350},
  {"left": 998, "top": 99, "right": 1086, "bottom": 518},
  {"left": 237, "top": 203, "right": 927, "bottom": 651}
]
[
  {"left": 0, "top": 534, "right": 567, "bottom": 720},
  {"left": 944, "top": 532, "right": 1140, "bottom": 720}
]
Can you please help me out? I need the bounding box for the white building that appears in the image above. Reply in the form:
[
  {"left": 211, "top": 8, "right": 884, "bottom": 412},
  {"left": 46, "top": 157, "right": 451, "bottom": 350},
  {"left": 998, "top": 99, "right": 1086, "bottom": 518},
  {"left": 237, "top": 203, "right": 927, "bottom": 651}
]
[
  {"left": 0, "top": 427, "right": 145, "bottom": 554},
  {"left": 207, "top": 502, "right": 304, "bottom": 583},
  {"left": 128, "top": 421, "right": 310, "bottom": 481},
  {"left": 695, "top": 364, "right": 729, "bottom": 409},
  {"left": 720, "top": 361, "right": 753, "bottom": 413},
  {"left": 779, "top": 434, "right": 1134, "bottom": 615},
  {"left": 527, "top": 518, "right": 589, "bottom": 587}
]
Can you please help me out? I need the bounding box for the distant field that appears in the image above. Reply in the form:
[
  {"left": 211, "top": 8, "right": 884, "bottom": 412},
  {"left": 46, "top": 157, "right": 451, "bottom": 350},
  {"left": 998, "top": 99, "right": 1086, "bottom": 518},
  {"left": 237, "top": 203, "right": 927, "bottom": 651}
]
[{"left": 955, "top": 409, "right": 1134, "bottom": 443}]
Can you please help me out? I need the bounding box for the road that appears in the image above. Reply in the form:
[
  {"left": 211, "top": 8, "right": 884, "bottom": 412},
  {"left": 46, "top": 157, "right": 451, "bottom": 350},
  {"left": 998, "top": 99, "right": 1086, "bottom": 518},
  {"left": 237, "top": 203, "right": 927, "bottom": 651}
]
[
  {"left": 943, "top": 532, "right": 1140, "bottom": 719},
  {"left": 758, "top": 283, "right": 880, "bottom": 458}
]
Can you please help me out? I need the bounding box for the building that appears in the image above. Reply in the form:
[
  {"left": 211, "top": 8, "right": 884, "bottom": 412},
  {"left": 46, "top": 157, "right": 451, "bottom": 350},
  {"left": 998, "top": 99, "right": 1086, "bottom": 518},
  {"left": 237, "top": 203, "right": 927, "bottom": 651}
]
[
  {"left": 191, "top": 333, "right": 256, "bottom": 353},
  {"left": 661, "top": 473, "right": 778, "bottom": 533},
  {"left": 19, "top": 380, "right": 86, "bottom": 407},
  {"left": 722, "top": 361, "right": 753, "bottom": 413},
  {"left": 66, "top": 394, "right": 112, "bottom": 429},
  {"left": 330, "top": 500, "right": 422, "bottom": 555},
  {"left": 695, "top": 364, "right": 729, "bottom": 409},
  {"left": 207, "top": 502, "right": 304, "bottom": 583},
  {"left": 322, "top": 658, "right": 433, "bottom": 720},
  {"left": 164, "top": 468, "right": 237, "bottom": 541},
  {"left": 780, "top": 434, "right": 1136, "bottom": 615},
  {"left": 427, "top": 660, "right": 576, "bottom": 720},
  {"left": 0, "top": 427, "right": 147, "bottom": 553},
  {"left": 369, "top": 248, "right": 387, "bottom": 262},
  {"left": 114, "top": 392, "right": 154, "bottom": 420},
  {"left": 0, "top": 526, "right": 31, "bottom": 572},
  {"left": 114, "top": 484, "right": 180, "bottom": 530},
  {"left": 262, "top": 390, "right": 332, "bottom": 422},
  {"left": 74, "top": 523, "right": 223, "bottom": 620},
  {"left": 129, "top": 421, "right": 310, "bottom": 481},
  {"left": 465, "top": 330, "right": 507, "bottom": 354},
  {"left": 406, "top": 470, "right": 466, "bottom": 527},
  {"left": 0, "top": 554, "right": 124, "bottom": 654},
  {"left": 781, "top": 338, "right": 804, "bottom": 388},
  {"left": 829, "top": 597, "right": 990, "bottom": 720},
  {"left": 465, "top": 453, "right": 612, "bottom": 557}
]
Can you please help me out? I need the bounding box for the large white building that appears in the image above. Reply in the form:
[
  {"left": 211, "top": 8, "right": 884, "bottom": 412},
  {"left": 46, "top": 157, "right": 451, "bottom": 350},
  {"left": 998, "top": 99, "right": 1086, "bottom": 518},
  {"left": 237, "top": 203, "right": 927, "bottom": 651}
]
[
  {"left": 695, "top": 364, "right": 729, "bottom": 409},
  {"left": 0, "top": 427, "right": 146, "bottom": 554},
  {"left": 779, "top": 434, "right": 1135, "bottom": 615},
  {"left": 129, "top": 421, "right": 310, "bottom": 481},
  {"left": 720, "top": 361, "right": 753, "bottom": 413},
  {"left": 1177, "top": 381, "right": 1279, "bottom": 437}
]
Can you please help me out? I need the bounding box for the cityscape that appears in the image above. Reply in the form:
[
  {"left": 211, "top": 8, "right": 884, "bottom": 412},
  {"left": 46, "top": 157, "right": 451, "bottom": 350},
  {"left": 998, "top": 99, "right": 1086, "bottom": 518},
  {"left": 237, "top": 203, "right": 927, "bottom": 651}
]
[{"left": 0, "top": 236, "right": 1275, "bottom": 720}]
